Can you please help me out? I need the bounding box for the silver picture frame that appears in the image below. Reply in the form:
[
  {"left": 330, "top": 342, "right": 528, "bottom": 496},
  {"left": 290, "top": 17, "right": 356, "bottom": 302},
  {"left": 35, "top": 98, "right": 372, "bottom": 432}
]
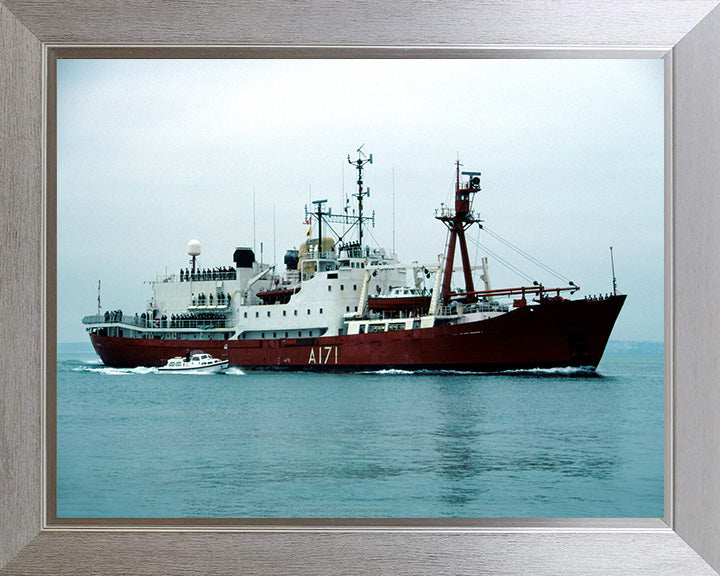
[{"left": 2, "top": 1, "right": 720, "bottom": 574}]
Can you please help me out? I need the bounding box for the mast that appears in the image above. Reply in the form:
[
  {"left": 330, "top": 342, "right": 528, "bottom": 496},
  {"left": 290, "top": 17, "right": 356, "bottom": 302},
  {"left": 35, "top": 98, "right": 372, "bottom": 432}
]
[
  {"left": 610, "top": 246, "right": 618, "bottom": 295},
  {"left": 312, "top": 199, "right": 328, "bottom": 256},
  {"left": 273, "top": 204, "right": 276, "bottom": 268},
  {"left": 392, "top": 167, "right": 396, "bottom": 255},
  {"left": 435, "top": 161, "right": 483, "bottom": 303},
  {"left": 480, "top": 256, "right": 492, "bottom": 294},
  {"left": 348, "top": 145, "right": 373, "bottom": 248},
  {"left": 306, "top": 148, "right": 375, "bottom": 258}
]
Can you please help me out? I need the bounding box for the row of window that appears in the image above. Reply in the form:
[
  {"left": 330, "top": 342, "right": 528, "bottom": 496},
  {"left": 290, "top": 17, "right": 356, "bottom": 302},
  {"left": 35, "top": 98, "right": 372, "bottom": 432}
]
[
  {"left": 338, "top": 261, "right": 366, "bottom": 269},
  {"left": 359, "top": 320, "right": 420, "bottom": 334},
  {"left": 328, "top": 284, "right": 358, "bottom": 292},
  {"left": 244, "top": 308, "right": 327, "bottom": 319},
  {"left": 243, "top": 304, "right": 362, "bottom": 319},
  {"left": 242, "top": 330, "right": 315, "bottom": 339}
]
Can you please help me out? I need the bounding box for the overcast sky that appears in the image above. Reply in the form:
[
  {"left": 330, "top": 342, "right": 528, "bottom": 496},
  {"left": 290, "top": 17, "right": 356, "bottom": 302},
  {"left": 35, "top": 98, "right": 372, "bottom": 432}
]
[{"left": 57, "top": 59, "right": 663, "bottom": 343}]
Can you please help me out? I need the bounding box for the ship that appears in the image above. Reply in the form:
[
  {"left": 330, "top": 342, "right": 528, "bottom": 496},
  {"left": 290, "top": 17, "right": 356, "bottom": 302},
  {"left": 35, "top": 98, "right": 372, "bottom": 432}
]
[{"left": 83, "top": 149, "right": 625, "bottom": 371}]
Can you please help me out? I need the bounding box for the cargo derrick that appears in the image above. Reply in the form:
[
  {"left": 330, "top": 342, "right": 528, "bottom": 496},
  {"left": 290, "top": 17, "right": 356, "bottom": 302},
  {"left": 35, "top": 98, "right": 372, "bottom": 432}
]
[{"left": 436, "top": 163, "right": 483, "bottom": 304}]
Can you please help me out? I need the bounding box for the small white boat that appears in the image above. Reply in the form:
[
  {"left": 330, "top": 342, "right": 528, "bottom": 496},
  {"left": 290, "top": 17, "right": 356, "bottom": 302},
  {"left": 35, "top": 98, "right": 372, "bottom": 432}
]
[{"left": 158, "top": 351, "right": 228, "bottom": 374}]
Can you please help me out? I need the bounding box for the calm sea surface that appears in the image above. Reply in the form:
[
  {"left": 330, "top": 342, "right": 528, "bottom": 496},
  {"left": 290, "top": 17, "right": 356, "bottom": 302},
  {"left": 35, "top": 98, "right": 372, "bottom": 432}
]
[{"left": 57, "top": 343, "right": 663, "bottom": 518}]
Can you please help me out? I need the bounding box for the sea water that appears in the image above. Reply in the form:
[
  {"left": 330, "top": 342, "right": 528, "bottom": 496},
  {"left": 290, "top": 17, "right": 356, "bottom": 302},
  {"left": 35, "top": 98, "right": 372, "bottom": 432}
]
[{"left": 57, "top": 342, "right": 663, "bottom": 518}]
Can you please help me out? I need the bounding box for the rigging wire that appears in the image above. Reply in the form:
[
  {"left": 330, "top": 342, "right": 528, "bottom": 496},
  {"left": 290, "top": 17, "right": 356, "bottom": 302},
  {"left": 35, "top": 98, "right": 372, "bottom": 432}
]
[
  {"left": 473, "top": 224, "right": 480, "bottom": 267},
  {"left": 364, "top": 225, "right": 387, "bottom": 254},
  {"left": 481, "top": 225, "right": 573, "bottom": 285},
  {"left": 466, "top": 232, "right": 537, "bottom": 285}
]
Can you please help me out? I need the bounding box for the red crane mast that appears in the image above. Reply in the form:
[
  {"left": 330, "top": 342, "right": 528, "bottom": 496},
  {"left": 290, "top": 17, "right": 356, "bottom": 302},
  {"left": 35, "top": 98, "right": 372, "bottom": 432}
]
[{"left": 436, "top": 162, "right": 483, "bottom": 303}]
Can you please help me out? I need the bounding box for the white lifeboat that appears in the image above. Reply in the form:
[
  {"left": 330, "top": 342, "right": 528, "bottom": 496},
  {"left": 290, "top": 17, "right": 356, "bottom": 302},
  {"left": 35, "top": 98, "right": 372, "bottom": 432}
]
[{"left": 158, "top": 351, "right": 228, "bottom": 374}]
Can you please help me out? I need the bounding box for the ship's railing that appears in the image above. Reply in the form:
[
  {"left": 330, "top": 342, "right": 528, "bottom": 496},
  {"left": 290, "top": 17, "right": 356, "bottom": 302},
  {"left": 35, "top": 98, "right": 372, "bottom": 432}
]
[
  {"left": 168, "top": 317, "right": 231, "bottom": 329},
  {"left": 83, "top": 314, "right": 142, "bottom": 326},
  {"left": 178, "top": 269, "right": 238, "bottom": 282},
  {"left": 470, "top": 301, "right": 509, "bottom": 313},
  {"left": 82, "top": 314, "right": 232, "bottom": 330},
  {"left": 434, "top": 206, "right": 480, "bottom": 221},
  {"left": 153, "top": 269, "right": 239, "bottom": 284},
  {"left": 437, "top": 301, "right": 509, "bottom": 316}
]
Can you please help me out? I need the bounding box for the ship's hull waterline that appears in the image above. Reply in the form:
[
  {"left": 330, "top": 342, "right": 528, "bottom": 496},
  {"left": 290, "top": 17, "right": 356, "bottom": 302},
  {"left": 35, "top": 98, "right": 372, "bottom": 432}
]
[{"left": 90, "top": 295, "right": 625, "bottom": 372}]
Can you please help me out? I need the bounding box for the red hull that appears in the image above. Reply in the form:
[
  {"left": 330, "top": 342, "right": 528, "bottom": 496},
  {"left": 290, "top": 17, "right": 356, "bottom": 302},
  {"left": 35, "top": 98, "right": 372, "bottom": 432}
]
[{"left": 90, "top": 295, "right": 625, "bottom": 371}]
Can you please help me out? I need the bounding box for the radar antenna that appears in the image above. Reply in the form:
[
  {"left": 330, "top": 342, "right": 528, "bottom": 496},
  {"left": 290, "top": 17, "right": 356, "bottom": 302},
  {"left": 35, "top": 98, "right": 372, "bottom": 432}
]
[{"left": 187, "top": 239, "right": 201, "bottom": 275}]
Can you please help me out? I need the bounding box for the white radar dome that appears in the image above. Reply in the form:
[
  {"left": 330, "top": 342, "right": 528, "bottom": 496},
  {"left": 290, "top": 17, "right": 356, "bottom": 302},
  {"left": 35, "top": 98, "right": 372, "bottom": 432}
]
[{"left": 187, "top": 239, "right": 201, "bottom": 256}]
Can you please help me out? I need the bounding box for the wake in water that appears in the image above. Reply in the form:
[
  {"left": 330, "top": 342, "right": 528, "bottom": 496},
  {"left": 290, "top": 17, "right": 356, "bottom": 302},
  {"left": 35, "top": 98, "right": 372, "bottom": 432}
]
[
  {"left": 497, "top": 365, "right": 601, "bottom": 378},
  {"left": 359, "top": 368, "right": 416, "bottom": 375},
  {"left": 224, "top": 367, "right": 246, "bottom": 376},
  {"left": 64, "top": 359, "right": 594, "bottom": 378},
  {"left": 359, "top": 366, "right": 601, "bottom": 378},
  {"left": 65, "top": 360, "right": 244, "bottom": 377},
  {"left": 58, "top": 358, "right": 103, "bottom": 370},
  {"left": 71, "top": 364, "right": 158, "bottom": 376}
]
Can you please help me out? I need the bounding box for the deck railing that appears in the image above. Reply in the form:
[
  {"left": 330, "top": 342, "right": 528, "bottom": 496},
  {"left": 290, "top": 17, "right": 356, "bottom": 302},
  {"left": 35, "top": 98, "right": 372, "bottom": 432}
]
[
  {"left": 437, "top": 301, "right": 509, "bottom": 317},
  {"left": 82, "top": 314, "right": 143, "bottom": 326},
  {"left": 82, "top": 314, "right": 232, "bottom": 330}
]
